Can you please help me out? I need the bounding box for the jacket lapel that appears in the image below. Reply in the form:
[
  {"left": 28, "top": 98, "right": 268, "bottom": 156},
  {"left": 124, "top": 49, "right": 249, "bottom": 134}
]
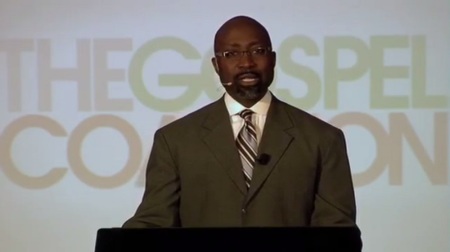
[
  {"left": 245, "top": 97, "right": 295, "bottom": 205},
  {"left": 201, "top": 98, "right": 247, "bottom": 195}
]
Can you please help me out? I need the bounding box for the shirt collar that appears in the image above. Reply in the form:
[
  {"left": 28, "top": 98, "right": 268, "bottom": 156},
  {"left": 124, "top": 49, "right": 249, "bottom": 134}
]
[{"left": 224, "top": 91, "right": 272, "bottom": 117}]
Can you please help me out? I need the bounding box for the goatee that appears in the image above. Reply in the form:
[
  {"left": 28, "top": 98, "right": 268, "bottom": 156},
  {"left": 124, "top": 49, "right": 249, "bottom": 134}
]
[{"left": 236, "top": 84, "right": 263, "bottom": 100}]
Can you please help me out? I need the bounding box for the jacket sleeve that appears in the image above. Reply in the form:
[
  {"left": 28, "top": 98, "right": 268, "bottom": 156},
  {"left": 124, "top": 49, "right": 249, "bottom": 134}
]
[
  {"left": 122, "top": 129, "right": 180, "bottom": 228},
  {"left": 310, "top": 128, "right": 358, "bottom": 227}
]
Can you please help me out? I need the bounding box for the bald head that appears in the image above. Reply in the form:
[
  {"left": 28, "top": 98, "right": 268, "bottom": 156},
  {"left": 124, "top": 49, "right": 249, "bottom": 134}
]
[
  {"left": 211, "top": 15, "right": 276, "bottom": 108},
  {"left": 214, "top": 16, "right": 272, "bottom": 52}
]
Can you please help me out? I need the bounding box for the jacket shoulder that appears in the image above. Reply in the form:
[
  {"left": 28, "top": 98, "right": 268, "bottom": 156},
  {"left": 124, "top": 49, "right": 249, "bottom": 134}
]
[
  {"left": 277, "top": 99, "right": 343, "bottom": 136},
  {"left": 156, "top": 99, "right": 221, "bottom": 135}
]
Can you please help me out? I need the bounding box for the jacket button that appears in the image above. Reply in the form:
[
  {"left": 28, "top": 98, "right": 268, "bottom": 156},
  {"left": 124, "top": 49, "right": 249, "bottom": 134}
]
[{"left": 241, "top": 208, "right": 246, "bottom": 214}]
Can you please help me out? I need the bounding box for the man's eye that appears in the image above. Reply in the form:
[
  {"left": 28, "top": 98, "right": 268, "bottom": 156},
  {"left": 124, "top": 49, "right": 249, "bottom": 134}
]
[
  {"left": 253, "top": 48, "right": 268, "bottom": 55},
  {"left": 223, "top": 51, "right": 239, "bottom": 58}
]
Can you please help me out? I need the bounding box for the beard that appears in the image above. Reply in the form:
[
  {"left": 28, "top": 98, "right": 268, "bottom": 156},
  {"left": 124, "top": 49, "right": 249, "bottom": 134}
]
[
  {"left": 235, "top": 83, "right": 264, "bottom": 100},
  {"left": 233, "top": 71, "right": 266, "bottom": 100}
]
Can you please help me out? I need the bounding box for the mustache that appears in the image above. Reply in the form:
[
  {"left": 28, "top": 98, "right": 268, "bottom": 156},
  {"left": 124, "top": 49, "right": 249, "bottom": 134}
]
[{"left": 234, "top": 71, "right": 261, "bottom": 80}]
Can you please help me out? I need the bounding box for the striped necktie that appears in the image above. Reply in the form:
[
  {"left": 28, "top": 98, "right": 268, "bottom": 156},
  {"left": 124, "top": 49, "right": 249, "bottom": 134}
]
[{"left": 236, "top": 109, "right": 258, "bottom": 189}]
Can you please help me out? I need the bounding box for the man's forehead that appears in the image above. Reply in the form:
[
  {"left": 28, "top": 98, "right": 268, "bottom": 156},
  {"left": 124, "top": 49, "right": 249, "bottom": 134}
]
[{"left": 217, "top": 40, "right": 264, "bottom": 49}]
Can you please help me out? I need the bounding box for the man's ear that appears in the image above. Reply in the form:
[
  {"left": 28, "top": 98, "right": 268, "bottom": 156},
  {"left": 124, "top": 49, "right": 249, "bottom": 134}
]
[
  {"left": 271, "top": 51, "right": 277, "bottom": 68},
  {"left": 211, "top": 57, "right": 219, "bottom": 74}
]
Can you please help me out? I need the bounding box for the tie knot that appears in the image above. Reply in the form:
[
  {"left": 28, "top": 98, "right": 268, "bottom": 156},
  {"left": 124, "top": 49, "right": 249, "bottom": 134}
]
[{"left": 239, "top": 109, "right": 254, "bottom": 121}]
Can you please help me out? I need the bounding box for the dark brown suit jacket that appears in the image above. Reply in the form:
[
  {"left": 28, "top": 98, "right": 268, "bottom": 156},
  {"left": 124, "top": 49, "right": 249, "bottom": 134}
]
[{"left": 123, "top": 95, "right": 357, "bottom": 227}]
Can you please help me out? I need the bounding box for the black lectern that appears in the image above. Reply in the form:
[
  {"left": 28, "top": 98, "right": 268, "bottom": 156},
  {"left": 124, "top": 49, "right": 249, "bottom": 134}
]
[{"left": 95, "top": 227, "right": 362, "bottom": 252}]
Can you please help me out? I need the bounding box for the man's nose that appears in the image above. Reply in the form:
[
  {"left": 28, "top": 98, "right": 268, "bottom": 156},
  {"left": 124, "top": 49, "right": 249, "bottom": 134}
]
[{"left": 237, "top": 52, "right": 256, "bottom": 69}]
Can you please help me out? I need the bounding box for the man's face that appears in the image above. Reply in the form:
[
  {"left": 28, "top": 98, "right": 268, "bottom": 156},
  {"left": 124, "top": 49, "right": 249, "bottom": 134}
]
[{"left": 212, "top": 22, "right": 276, "bottom": 106}]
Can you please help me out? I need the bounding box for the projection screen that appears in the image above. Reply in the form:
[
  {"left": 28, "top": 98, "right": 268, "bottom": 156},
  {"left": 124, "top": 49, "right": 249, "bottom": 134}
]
[{"left": 0, "top": 1, "right": 448, "bottom": 251}]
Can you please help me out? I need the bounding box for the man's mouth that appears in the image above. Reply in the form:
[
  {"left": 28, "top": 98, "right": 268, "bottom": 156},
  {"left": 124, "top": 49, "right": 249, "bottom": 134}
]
[
  {"left": 241, "top": 77, "right": 258, "bottom": 82},
  {"left": 237, "top": 73, "right": 260, "bottom": 85}
]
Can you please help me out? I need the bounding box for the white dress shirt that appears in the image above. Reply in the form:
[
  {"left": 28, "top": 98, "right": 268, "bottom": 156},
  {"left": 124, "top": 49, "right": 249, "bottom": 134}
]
[{"left": 224, "top": 91, "right": 272, "bottom": 145}]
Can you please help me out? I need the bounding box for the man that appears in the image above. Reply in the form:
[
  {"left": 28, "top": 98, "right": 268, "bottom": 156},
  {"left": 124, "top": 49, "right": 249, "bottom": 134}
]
[{"left": 123, "top": 15, "right": 357, "bottom": 228}]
